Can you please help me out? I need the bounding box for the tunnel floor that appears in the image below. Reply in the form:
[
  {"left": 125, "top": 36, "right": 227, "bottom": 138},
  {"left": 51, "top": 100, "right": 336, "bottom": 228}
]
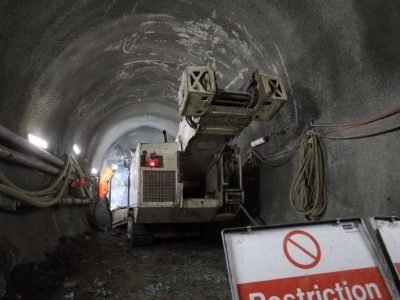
[{"left": 5, "top": 230, "right": 230, "bottom": 300}]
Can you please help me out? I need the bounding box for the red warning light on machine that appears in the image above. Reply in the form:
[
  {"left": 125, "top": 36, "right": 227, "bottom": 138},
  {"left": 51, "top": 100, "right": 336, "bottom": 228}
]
[{"left": 146, "top": 159, "right": 159, "bottom": 168}]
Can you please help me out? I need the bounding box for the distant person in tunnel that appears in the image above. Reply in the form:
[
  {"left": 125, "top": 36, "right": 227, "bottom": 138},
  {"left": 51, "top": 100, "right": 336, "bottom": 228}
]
[
  {"left": 98, "top": 167, "right": 114, "bottom": 201},
  {"left": 95, "top": 167, "right": 115, "bottom": 231}
]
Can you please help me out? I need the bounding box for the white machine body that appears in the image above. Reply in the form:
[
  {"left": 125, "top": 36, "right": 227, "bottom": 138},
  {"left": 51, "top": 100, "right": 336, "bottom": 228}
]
[{"left": 128, "top": 66, "right": 287, "bottom": 225}]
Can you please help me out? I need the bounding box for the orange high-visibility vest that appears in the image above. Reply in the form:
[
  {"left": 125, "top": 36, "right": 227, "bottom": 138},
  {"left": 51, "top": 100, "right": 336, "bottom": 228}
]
[{"left": 98, "top": 167, "right": 114, "bottom": 200}]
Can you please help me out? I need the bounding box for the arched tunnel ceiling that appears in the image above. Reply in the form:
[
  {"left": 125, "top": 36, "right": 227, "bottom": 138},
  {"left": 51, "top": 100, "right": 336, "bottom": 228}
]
[
  {"left": 102, "top": 127, "right": 176, "bottom": 167},
  {"left": 1, "top": 0, "right": 298, "bottom": 168},
  {"left": 2, "top": 0, "right": 400, "bottom": 169},
  {"left": 90, "top": 114, "right": 178, "bottom": 169}
]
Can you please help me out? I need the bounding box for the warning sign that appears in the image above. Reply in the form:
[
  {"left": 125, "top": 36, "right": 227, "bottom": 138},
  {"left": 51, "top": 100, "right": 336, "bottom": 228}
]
[
  {"left": 283, "top": 230, "right": 321, "bottom": 269},
  {"left": 374, "top": 217, "right": 400, "bottom": 280},
  {"left": 222, "top": 219, "right": 393, "bottom": 300}
]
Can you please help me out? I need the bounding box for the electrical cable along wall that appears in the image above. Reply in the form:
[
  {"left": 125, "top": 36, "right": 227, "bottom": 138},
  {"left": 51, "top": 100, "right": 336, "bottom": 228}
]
[
  {"left": 247, "top": 104, "right": 400, "bottom": 221},
  {"left": 289, "top": 132, "right": 325, "bottom": 221}
]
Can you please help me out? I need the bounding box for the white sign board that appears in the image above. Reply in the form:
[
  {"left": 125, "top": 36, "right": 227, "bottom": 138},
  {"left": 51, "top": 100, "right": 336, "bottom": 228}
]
[
  {"left": 223, "top": 220, "right": 392, "bottom": 300},
  {"left": 375, "top": 218, "right": 400, "bottom": 279}
]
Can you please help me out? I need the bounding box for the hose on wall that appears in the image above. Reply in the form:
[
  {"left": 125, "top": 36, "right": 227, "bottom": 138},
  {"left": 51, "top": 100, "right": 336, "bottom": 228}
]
[
  {"left": 0, "top": 156, "right": 94, "bottom": 208},
  {"left": 0, "top": 163, "right": 72, "bottom": 207},
  {"left": 0, "top": 157, "right": 71, "bottom": 197}
]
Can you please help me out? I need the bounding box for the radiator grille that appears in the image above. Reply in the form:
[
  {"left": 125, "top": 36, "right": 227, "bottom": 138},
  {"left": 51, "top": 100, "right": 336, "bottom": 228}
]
[{"left": 142, "top": 170, "right": 176, "bottom": 203}]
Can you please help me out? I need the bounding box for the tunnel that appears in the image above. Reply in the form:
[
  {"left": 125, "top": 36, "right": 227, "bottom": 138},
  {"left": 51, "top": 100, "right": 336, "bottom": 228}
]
[{"left": 1, "top": 0, "right": 400, "bottom": 299}]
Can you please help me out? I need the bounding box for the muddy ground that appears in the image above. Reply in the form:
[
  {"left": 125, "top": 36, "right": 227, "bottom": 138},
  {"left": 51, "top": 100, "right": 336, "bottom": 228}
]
[{"left": 4, "top": 230, "right": 231, "bottom": 300}]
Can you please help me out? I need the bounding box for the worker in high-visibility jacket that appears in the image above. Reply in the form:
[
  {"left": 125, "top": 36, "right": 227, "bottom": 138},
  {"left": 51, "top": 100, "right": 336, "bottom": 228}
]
[
  {"left": 95, "top": 166, "right": 114, "bottom": 231},
  {"left": 98, "top": 167, "right": 114, "bottom": 200}
]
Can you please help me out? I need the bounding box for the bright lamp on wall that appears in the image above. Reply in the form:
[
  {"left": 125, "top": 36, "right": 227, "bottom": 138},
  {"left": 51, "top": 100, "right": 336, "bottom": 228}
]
[
  {"left": 28, "top": 133, "right": 48, "bottom": 149},
  {"left": 72, "top": 144, "right": 81, "bottom": 155}
]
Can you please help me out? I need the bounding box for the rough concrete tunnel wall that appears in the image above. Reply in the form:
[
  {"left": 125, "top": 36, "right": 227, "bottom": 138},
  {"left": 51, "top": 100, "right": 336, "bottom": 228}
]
[{"left": 1, "top": 0, "right": 400, "bottom": 230}]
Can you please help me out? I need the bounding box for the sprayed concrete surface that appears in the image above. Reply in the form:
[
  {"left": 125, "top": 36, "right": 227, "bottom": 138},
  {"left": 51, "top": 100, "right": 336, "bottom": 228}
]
[
  {"left": 1, "top": 0, "right": 400, "bottom": 291},
  {"left": 1, "top": 0, "right": 400, "bottom": 225},
  {"left": 5, "top": 230, "right": 230, "bottom": 300}
]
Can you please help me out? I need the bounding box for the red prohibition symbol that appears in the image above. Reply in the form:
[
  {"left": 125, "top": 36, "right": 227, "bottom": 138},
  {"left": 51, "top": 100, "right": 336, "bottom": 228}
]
[{"left": 283, "top": 230, "right": 321, "bottom": 269}]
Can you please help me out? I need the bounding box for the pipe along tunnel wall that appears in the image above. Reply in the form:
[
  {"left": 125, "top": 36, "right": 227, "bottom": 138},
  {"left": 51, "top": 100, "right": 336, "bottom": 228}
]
[{"left": 1, "top": 0, "right": 400, "bottom": 287}]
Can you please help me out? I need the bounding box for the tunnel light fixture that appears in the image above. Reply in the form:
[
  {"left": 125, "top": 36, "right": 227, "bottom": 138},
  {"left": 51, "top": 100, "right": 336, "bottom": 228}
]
[
  {"left": 28, "top": 133, "right": 48, "bottom": 149},
  {"left": 91, "top": 168, "right": 98, "bottom": 175},
  {"left": 250, "top": 137, "right": 267, "bottom": 148},
  {"left": 111, "top": 164, "right": 118, "bottom": 171},
  {"left": 72, "top": 144, "right": 81, "bottom": 155}
]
